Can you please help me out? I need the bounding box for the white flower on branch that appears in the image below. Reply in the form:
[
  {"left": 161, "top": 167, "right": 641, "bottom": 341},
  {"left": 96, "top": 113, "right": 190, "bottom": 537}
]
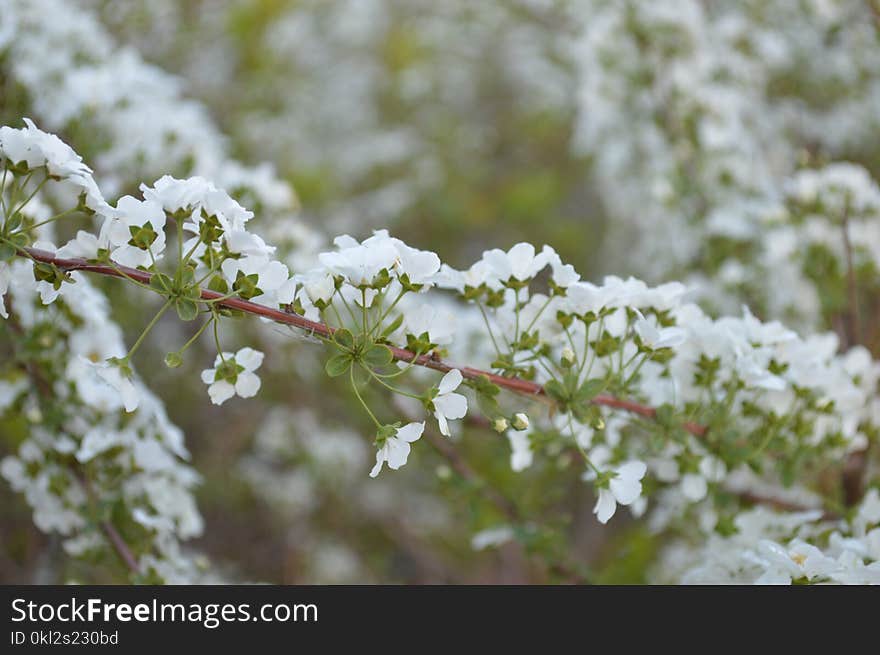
[
  {"left": 221, "top": 256, "right": 291, "bottom": 307},
  {"left": 593, "top": 460, "right": 647, "bottom": 524},
  {"left": 482, "top": 242, "right": 550, "bottom": 285},
  {"left": 0, "top": 118, "right": 92, "bottom": 180},
  {"left": 101, "top": 196, "right": 167, "bottom": 269},
  {"left": 430, "top": 369, "right": 468, "bottom": 436},
  {"left": 369, "top": 421, "right": 425, "bottom": 478},
  {"left": 634, "top": 311, "right": 686, "bottom": 349}
]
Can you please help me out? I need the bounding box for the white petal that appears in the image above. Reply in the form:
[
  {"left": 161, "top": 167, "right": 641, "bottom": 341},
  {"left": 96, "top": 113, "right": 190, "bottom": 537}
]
[
  {"left": 395, "top": 421, "right": 425, "bottom": 443},
  {"left": 433, "top": 392, "right": 468, "bottom": 420},
  {"left": 369, "top": 452, "right": 385, "bottom": 478},
  {"left": 200, "top": 369, "right": 216, "bottom": 384},
  {"left": 616, "top": 460, "right": 647, "bottom": 482},
  {"left": 438, "top": 369, "right": 463, "bottom": 395},
  {"left": 235, "top": 372, "right": 261, "bottom": 398},
  {"left": 236, "top": 347, "right": 264, "bottom": 372},
  {"left": 508, "top": 243, "right": 536, "bottom": 279},
  {"left": 610, "top": 476, "right": 642, "bottom": 506},
  {"left": 119, "top": 378, "right": 139, "bottom": 413},
  {"left": 258, "top": 260, "right": 290, "bottom": 291},
  {"left": 208, "top": 380, "right": 235, "bottom": 405},
  {"left": 593, "top": 489, "right": 617, "bottom": 524},
  {"left": 385, "top": 439, "right": 412, "bottom": 469},
  {"left": 435, "top": 411, "right": 450, "bottom": 437}
]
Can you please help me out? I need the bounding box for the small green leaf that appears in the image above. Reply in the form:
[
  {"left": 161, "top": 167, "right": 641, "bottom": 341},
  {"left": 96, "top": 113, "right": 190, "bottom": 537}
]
[
  {"left": 0, "top": 242, "right": 16, "bottom": 261},
  {"left": 6, "top": 212, "right": 23, "bottom": 232},
  {"left": 325, "top": 352, "right": 353, "bottom": 377},
  {"left": 379, "top": 313, "right": 404, "bottom": 339},
  {"left": 575, "top": 378, "right": 606, "bottom": 403},
  {"left": 363, "top": 344, "right": 393, "bottom": 367},
  {"left": 150, "top": 273, "right": 173, "bottom": 293},
  {"left": 544, "top": 379, "right": 569, "bottom": 403},
  {"left": 333, "top": 328, "right": 355, "bottom": 351},
  {"left": 208, "top": 275, "right": 228, "bottom": 294},
  {"left": 476, "top": 391, "right": 501, "bottom": 420},
  {"left": 175, "top": 299, "right": 200, "bottom": 321}
]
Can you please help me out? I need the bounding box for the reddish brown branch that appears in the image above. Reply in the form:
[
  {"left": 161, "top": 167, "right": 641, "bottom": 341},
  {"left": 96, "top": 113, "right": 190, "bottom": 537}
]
[{"left": 22, "top": 247, "right": 707, "bottom": 437}]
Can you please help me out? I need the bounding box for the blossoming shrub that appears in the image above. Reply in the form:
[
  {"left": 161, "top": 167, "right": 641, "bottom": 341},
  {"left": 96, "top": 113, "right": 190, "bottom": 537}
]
[
  {"left": 1, "top": 0, "right": 879, "bottom": 585},
  {"left": 1, "top": 115, "right": 878, "bottom": 583}
]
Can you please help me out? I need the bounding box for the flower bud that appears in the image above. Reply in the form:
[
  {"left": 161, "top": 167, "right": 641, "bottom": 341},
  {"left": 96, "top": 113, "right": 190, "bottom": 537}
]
[
  {"left": 561, "top": 346, "right": 576, "bottom": 367},
  {"left": 512, "top": 413, "right": 530, "bottom": 431},
  {"left": 492, "top": 417, "right": 509, "bottom": 433}
]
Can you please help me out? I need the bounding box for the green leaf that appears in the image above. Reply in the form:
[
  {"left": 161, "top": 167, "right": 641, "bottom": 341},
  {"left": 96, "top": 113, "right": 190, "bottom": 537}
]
[
  {"left": 575, "top": 378, "right": 606, "bottom": 403},
  {"left": 325, "top": 352, "right": 353, "bottom": 377},
  {"left": 470, "top": 374, "right": 501, "bottom": 397},
  {"left": 0, "top": 241, "right": 16, "bottom": 261},
  {"left": 150, "top": 273, "right": 173, "bottom": 293},
  {"left": 379, "top": 313, "right": 404, "bottom": 339},
  {"left": 476, "top": 390, "right": 501, "bottom": 420},
  {"left": 6, "top": 212, "right": 23, "bottom": 232},
  {"left": 208, "top": 275, "right": 228, "bottom": 294},
  {"left": 363, "top": 344, "right": 393, "bottom": 367},
  {"left": 333, "top": 328, "right": 355, "bottom": 351},
  {"left": 175, "top": 299, "right": 200, "bottom": 321},
  {"left": 544, "top": 379, "right": 569, "bottom": 403}
]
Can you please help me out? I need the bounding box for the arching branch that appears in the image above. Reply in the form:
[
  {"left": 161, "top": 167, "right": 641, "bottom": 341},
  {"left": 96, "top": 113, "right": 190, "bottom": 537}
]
[{"left": 23, "top": 247, "right": 707, "bottom": 437}]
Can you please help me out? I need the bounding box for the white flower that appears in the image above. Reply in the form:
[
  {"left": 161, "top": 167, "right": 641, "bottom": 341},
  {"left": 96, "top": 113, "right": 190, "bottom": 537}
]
[
  {"left": 369, "top": 421, "right": 424, "bottom": 477},
  {"left": 297, "top": 270, "right": 336, "bottom": 306},
  {"left": 319, "top": 236, "right": 398, "bottom": 287},
  {"left": 634, "top": 312, "right": 686, "bottom": 349},
  {"left": 101, "top": 195, "right": 167, "bottom": 268},
  {"left": 74, "top": 357, "right": 140, "bottom": 413},
  {"left": 221, "top": 256, "right": 291, "bottom": 307},
  {"left": 385, "top": 236, "right": 441, "bottom": 287},
  {"left": 200, "top": 347, "right": 264, "bottom": 405},
  {"left": 482, "top": 242, "right": 549, "bottom": 284},
  {"left": 57, "top": 230, "right": 103, "bottom": 259},
  {"left": 431, "top": 369, "right": 468, "bottom": 436},
  {"left": 593, "top": 460, "right": 647, "bottom": 524},
  {"left": 401, "top": 302, "right": 457, "bottom": 346},
  {"left": 542, "top": 245, "right": 579, "bottom": 288},
  {"left": 31, "top": 241, "right": 68, "bottom": 305},
  {"left": 224, "top": 230, "right": 276, "bottom": 258},
  {"left": 0, "top": 118, "right": 93, "bottom": 180},
  {"left": 141, "top": 175, "right": 253, "bottom": 233}
]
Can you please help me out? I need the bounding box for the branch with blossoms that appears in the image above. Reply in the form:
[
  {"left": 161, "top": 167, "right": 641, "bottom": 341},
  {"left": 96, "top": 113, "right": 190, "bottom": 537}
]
[
  {"left": 1, "top": 119, "right": 877, "bottom": 586},
  {"left": 19, "top": 246, "right": 707, "bottom": 438}
]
